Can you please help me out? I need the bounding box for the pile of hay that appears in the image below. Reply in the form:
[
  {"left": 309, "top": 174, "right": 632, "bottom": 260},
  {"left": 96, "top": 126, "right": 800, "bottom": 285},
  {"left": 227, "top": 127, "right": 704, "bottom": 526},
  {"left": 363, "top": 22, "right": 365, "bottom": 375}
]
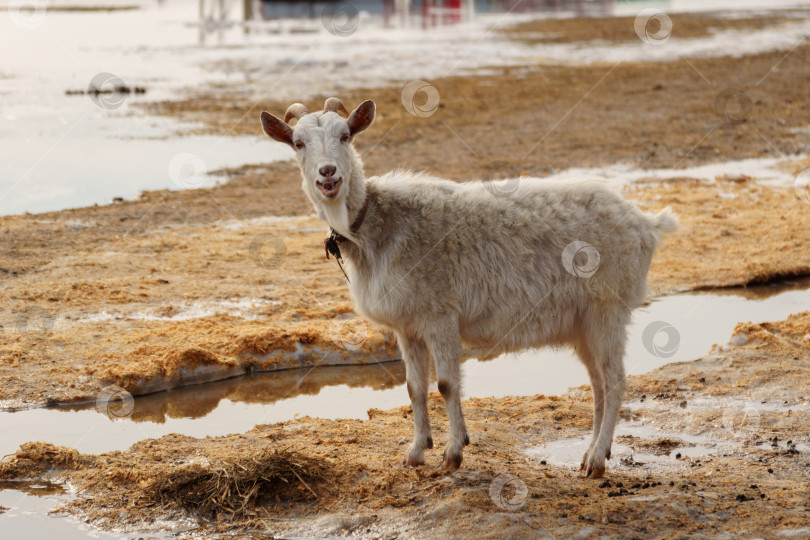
[
  {"left": 146, "top": 448, "right": 331, "bottom": 518},
  {"left": 0, "top": 442, "right": 84, "bottom": 479}
]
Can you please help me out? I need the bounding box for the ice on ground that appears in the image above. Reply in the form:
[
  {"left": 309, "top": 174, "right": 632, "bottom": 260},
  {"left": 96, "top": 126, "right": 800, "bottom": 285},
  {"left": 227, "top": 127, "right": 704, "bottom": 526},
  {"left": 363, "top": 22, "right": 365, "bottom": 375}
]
[{"left": 530, "top": 155, "right": 810, "bottom": 187}]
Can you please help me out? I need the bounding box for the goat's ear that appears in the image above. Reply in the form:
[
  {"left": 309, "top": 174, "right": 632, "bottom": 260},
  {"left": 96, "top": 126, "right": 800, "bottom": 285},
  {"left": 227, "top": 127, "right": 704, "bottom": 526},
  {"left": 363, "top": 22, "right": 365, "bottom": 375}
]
[
  {"left": 347, "top": 100, "right": 375, "bottom": 137},
  {"left": 260, "top": 111, "right": 294, "bottom": 147}
]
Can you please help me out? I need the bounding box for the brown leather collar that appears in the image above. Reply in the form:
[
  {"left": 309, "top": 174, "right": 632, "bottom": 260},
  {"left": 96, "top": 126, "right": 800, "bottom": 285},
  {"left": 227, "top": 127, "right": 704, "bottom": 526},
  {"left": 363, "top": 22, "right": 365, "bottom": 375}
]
[{"left": 349, "top": 185, "right": 370, "bottom": 235}]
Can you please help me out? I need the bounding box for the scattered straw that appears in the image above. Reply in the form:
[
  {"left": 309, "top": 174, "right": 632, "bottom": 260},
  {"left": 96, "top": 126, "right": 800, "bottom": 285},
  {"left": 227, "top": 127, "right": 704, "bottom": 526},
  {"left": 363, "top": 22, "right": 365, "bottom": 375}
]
[{"left": 146, "top": 448, "right": 330, "bottom": 518}]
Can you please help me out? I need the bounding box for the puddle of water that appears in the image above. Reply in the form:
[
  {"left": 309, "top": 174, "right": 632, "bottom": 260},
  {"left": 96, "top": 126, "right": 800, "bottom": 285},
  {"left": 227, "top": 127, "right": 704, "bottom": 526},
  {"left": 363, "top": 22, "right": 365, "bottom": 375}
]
[
  {"left": 0, "top": 481, "right": 142, "bottom": 540},
  {"left": 526, "top": 421, "right": 739, "bottom": 474},
  {"left": 0, "top": 129, "right": 291, "bottom": 216},
  {"left": 539, "top": 155, "right": 809, "bottom": 189},
  {"left": 0, "top": 362, "right": 406, "bottom": 456},
  {"left": 461, "top": 275, "right": 810, "bottom": 398}
]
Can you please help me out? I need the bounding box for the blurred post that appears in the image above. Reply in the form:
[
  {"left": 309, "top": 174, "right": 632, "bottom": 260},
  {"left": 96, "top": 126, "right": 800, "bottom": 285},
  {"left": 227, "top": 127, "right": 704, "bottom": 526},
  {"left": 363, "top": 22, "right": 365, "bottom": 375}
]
[{"left": 243, "top": 0, "right": 253, "bottom": 34}]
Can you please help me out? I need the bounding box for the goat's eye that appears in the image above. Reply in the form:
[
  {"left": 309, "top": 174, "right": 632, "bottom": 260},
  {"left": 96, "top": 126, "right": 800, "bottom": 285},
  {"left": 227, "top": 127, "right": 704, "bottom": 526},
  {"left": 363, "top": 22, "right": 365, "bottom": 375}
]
[
  {"left": 340, "top": 134, "right": 349, "bottom": 143},
  {"left": 294, "top": 141, "right": 305, "bottom": 149}
]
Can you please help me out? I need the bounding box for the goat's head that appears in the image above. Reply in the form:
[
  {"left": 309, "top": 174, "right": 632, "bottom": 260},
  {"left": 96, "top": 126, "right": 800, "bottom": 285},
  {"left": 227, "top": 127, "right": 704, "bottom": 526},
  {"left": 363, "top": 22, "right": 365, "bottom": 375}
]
[{"left": 260, "top": 98, "right": 375, "bottom": 204}]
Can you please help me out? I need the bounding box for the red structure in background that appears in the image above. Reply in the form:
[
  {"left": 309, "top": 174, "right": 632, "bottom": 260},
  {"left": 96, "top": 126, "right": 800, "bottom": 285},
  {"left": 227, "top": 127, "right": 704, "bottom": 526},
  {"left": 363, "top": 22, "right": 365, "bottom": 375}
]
[{"left": 422, "top": 0, "right": 463, "bottom": 27}]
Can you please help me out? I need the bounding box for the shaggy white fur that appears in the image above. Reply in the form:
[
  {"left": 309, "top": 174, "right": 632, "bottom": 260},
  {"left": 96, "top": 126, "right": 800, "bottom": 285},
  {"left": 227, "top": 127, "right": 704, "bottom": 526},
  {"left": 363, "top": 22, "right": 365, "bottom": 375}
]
[{"left": 261, "top": 99, "right": 677, "bottom": 478}]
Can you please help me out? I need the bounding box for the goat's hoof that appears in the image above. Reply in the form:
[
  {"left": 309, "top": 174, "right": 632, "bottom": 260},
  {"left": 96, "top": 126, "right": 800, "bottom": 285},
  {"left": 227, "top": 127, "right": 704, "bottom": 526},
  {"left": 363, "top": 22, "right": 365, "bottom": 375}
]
[
  {"left": 440, "top": 450, "right": 463, "bottom": 471},
  {"left": 402, "top": 446, "right": 425, "bottom": 467},
  {"left": 426, "top": 436, "right": 434, "bottom": 449},
  {"left": 587, "top": 465, "right": 606, "bottom": 479},
  {"left": 582, "top": 454, "right": 606, "bottom": 479},
  {"left": 402, "top": 455, "right": 424, "bottom": 467}
]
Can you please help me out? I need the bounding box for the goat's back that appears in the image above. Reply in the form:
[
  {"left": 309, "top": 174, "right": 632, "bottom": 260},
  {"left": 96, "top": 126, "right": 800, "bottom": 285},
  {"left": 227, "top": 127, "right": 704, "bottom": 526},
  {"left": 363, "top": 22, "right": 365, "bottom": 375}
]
[{"left": 353, "top": 173, "right": 666, "bottom": 351}]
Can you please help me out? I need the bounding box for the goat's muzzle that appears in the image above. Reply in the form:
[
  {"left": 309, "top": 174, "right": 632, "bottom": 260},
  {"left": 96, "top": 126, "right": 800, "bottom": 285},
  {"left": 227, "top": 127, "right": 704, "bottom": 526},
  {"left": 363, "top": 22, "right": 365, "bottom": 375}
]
[{"left": 316, "top": 177, "right": 343, "bottom": 199}]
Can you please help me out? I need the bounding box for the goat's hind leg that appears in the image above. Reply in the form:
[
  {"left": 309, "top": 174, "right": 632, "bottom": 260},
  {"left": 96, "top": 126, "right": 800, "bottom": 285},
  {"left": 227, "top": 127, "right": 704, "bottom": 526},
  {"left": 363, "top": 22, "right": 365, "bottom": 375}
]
[
  {"left": 582, "top": 321, "right": 628, "bottom": 479},
  {"left": 575, "top": 340, "right": 606, "bottom": 474},
  {"left": 398, "top": 333, "right": 433, "bottom": 467}
]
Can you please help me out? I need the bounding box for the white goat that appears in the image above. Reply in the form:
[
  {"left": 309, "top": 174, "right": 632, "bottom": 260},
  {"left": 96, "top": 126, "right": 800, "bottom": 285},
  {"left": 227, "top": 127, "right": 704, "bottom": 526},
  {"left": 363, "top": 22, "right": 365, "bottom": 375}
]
[{"left": 260, "top": 98, "right": 677, "bottom": 478}]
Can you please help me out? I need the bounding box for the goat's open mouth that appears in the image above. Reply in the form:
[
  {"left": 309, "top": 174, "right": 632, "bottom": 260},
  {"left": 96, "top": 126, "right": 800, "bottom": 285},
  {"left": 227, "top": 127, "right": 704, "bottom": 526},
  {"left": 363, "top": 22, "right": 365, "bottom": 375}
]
[{"left": 316, "top": 177, "right": 342, "bottom": 198}]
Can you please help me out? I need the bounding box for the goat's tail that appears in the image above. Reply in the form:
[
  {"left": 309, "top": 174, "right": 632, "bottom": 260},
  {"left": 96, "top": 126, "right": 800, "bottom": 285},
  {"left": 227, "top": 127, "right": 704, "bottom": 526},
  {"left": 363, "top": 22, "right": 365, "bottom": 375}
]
[{"left": 648, "top": 207, "right": 679, "bottom": 243}]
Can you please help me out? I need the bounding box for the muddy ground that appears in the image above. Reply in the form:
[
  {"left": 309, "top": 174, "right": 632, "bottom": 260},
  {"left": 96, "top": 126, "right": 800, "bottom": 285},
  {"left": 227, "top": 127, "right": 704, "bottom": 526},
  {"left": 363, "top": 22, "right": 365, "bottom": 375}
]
[
  {"left": 0, "top": 9, "right": 809, "bottom": 538},
  {"left": 2, "top": 313, "right": 808, "bottom": 538}
]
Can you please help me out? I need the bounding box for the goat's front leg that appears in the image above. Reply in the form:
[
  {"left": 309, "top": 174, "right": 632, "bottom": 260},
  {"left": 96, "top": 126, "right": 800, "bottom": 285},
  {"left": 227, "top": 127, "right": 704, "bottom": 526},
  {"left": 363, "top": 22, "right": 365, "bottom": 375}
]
[
  {"left": 426, "top": 329, "right": 468, "bottom": 470},
  {"left": 397, "top": 332, "right": 433, "bottom": 467}
]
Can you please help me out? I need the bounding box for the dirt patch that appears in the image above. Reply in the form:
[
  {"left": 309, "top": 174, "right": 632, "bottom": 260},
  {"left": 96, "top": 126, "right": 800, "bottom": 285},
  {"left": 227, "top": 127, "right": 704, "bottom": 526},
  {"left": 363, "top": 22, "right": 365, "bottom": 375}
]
[
  {"left": 2, "top": 312, "right": 808, "bottom": 537},
  {"left": 140, "top": 43, "right": 810, "bottom": 177},
  {"left": 502, "top": 11, "right": 800, "bottom": 44},
  {"left": 614, "top": 435, "right": 694, "bottom": 456}
]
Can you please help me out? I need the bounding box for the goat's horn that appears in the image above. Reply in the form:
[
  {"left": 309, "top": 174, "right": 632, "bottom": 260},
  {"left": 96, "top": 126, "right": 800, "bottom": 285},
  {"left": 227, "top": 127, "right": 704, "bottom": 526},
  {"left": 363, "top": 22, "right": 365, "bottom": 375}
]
[
  {"left": 323, "top": 97, "right": 349, "bottom": 117},
  {"left": 283, "top": 103, "right": 309, "bottom": 124}
]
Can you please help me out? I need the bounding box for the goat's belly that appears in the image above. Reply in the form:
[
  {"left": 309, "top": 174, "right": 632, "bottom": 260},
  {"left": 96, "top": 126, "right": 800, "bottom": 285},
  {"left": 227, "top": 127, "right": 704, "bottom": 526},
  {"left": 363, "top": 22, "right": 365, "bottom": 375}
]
[{"left": 460, "top": 313, "right": 572, "bottom": 355}]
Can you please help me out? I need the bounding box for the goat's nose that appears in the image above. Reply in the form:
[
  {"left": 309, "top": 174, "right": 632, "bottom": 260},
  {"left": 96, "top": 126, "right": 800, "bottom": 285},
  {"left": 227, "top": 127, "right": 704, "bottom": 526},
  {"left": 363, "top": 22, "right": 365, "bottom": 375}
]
[{"left": 319, "top": 165, "right": 337, "bottom": 178}]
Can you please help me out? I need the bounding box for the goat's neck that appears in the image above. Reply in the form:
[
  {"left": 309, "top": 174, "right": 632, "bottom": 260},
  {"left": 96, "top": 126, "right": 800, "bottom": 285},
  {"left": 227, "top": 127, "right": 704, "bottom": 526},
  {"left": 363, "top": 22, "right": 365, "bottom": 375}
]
[{"left": 318, "top": 158, "right": 367, "bottom": 241}]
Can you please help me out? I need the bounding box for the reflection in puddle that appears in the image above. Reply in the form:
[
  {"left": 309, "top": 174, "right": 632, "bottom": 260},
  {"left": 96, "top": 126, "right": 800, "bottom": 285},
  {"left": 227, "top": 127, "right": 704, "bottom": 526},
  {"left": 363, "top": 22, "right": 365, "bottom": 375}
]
[
  {"left": 0, "top": 362, "right": 406, "bottom": 456},
  {"left": 66, "top": 361, "right": 406, "bottom": 423}
]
